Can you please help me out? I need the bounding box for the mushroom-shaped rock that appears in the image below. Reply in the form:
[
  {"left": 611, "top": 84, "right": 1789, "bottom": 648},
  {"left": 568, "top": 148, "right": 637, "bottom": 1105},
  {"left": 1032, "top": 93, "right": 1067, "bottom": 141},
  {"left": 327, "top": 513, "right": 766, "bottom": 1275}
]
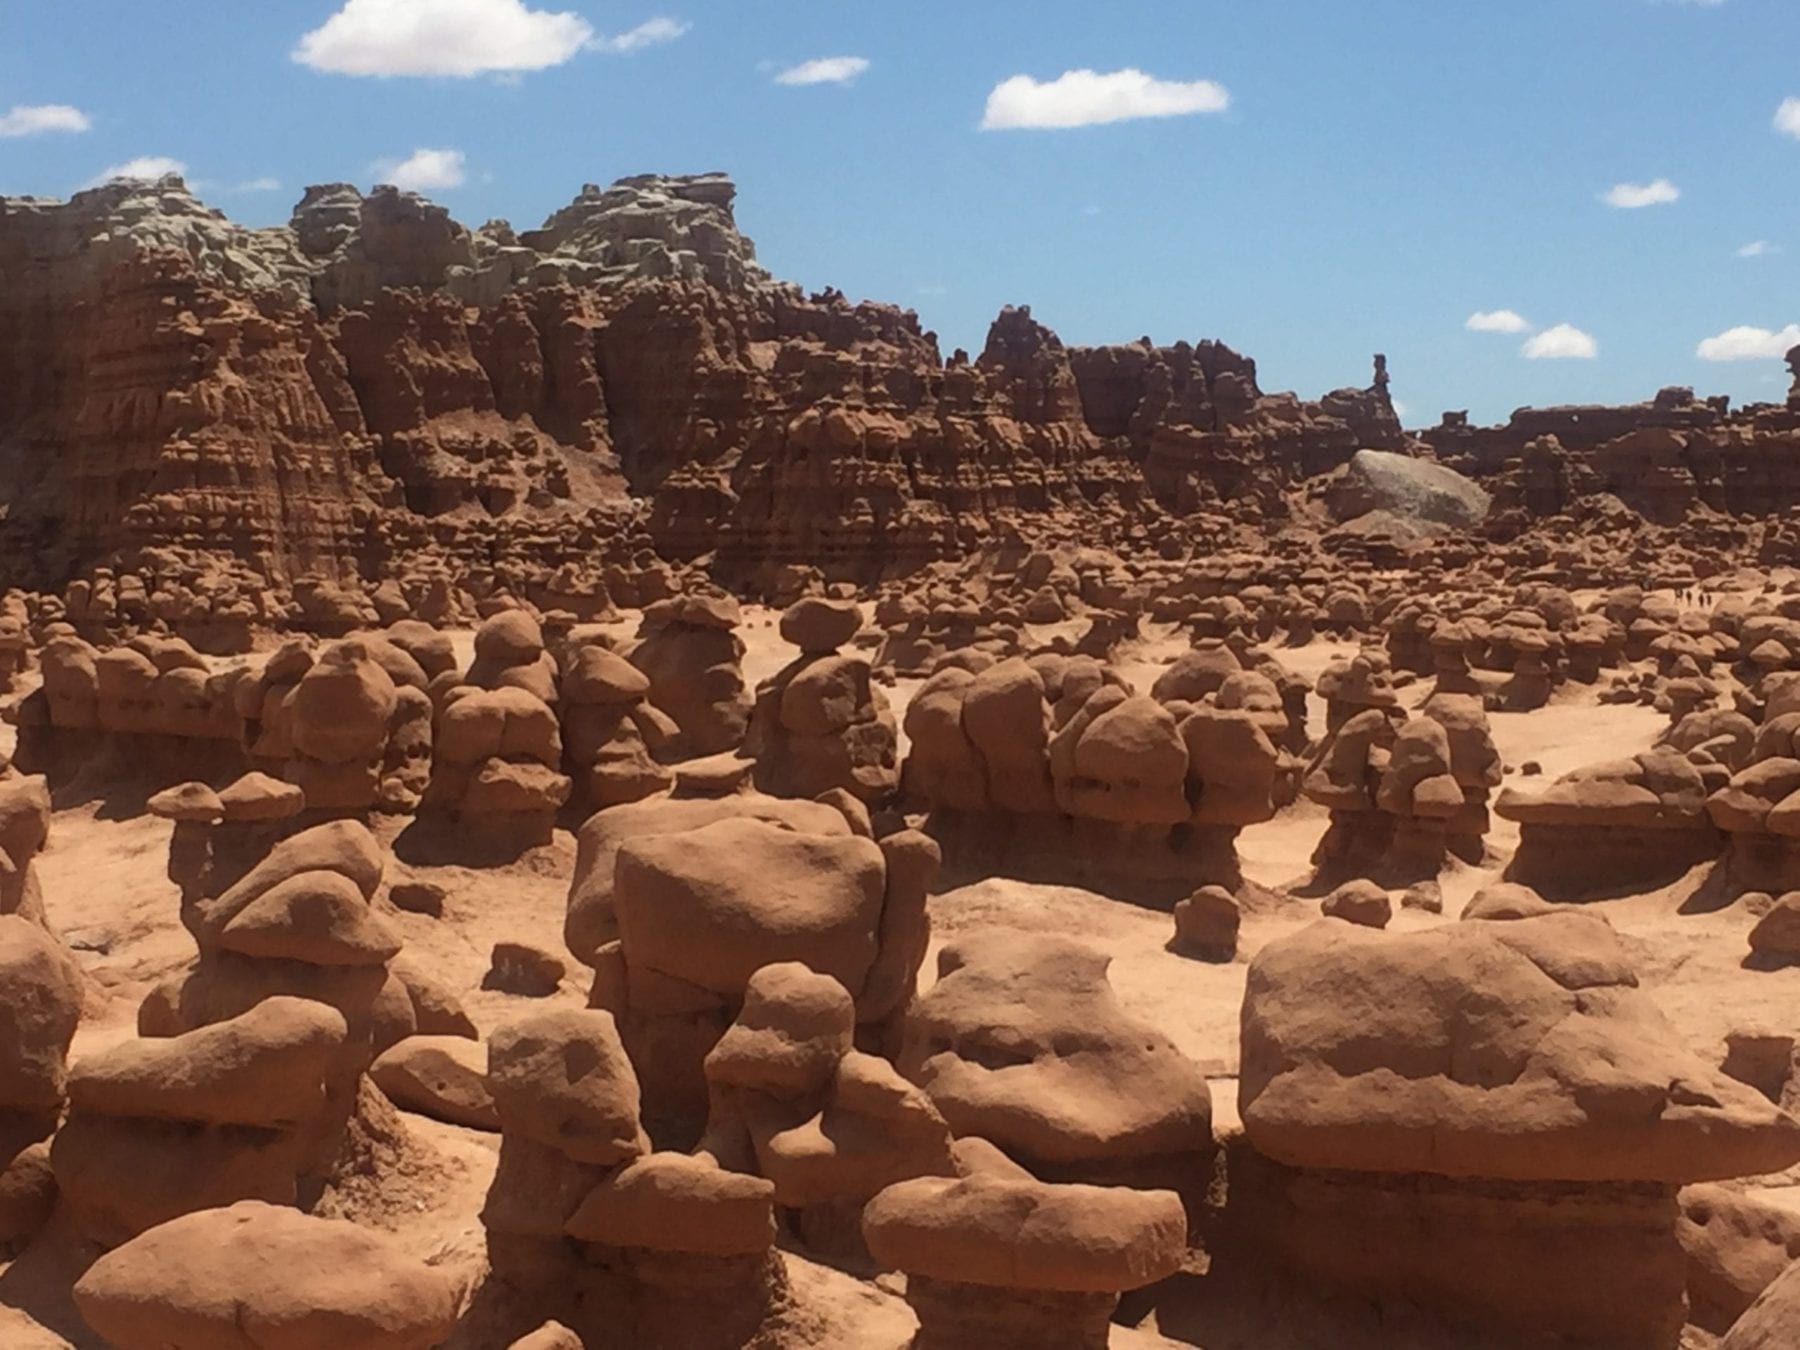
[
  {"left": 1240, "top": 916, "right": 1800, "bottom": 1182},
  {"left": 897, "top": 932, "right": 1212, "bottom": 1176},
  {"left": 779, "top": 597, "right": 862, "bottom": 654},
  {"left": 562, "top": 645, "right": 650, "bottom": 705},
  {"left": 704, "top": 962, "right": 854, "bottom": 1101},
  {"left": 565, "top": 1151, "right": 776, "bottom": 1256},
  {"left": 1052, "top": 692, "right": 1189, "bottom": 825},
  {"left": 863, "top": 1173, "right": 1186, "bottom": 1292},
  {"left": 147, "top": 781, "right": 225, "bottom": 824},
  {"left": 67, "top": 997, "right": 346, "bottom": 1129},
  {"left": 487, "top": 1008, "right": 646, "bottom": 1166},
  {"left": 613, "top": 818, "right": 885, "bottom": 1001},
  {"left": 219, "top": 772, "right": 306, "bottom": 822},
  {"left": 1171, "top": 886, "right": 1239, "bottom": 961},
  {"left": 73, "top": 1200, "right": 459, "bottom": 1350},
  {"left": 565, "top": 792, "right": 852, "bottom": 962},
  {"left": 218, "top": 870, "right": 402, "bottom": 967},
  {"left": 863, "top": 1173, "right": 1185, "bottom": 1350}
]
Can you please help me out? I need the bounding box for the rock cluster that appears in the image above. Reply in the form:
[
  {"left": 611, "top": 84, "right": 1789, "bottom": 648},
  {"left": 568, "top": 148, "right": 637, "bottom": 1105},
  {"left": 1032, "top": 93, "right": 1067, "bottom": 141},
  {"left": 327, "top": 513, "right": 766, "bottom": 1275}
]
[
  {"left": 480, "top": 1006, "right": 791, "bottom": 1350},
  {"left": 700, "top": 962, "right": 955, "bottom": 1254},
  {"left": 903, "top": 650, "right": 1285, "bottom": 894},
  {"left": 743, "top": 597, "right": 898, "bottom": 802},
  {"left": 568, "top": 787, "right": 939, "bottom": 1127},
  {"left": 1304, "top": 688, "right": 1502, "bottom": 884}
]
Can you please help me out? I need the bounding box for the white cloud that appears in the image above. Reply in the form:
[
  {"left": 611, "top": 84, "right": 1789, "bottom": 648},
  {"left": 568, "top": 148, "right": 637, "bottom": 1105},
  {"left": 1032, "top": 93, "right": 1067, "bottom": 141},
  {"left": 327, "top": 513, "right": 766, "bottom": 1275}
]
[
  {"left": 235, "top": 177, "right": 283, "bottom": 193},
  {"left": 774, "top": 56, "right": 869, "bottom": 86},
  {"left": 1776, "top": 97, "right": 1800, "bottom": 140},
  {"left": 84, "top": 155, "right": 187, "bottom": 188},
  {"left": 1696, "top": 323, "right": 1800, "bottom": 361},
  {"left": 294, "top": 0, "right": 592, "bottom": 77},
  {"left": 982, "top": 68, "right": 1230, "bottom": 130},
  {"left": 590, "top": 16, "right": 688, "bottom": 54},
  {"left": 1466, "top": 309, "right": 1531, "bottom": 333},
  {"left": 1739, "top": 240, "right": 1777, "bottom": 258},
  {"left": 1601, "top": 178, "right": 1680, "bottom": 208},
  {"left": 1391, "top": 398, "right": 1410, "bottom": 420},
  {"left": 373, "top": 147, "right": 466, "bottom": 191},
  {"left": 1522, "top": 324, "right": 1598, "bottom": 360},
  {"left": 0, "top": 104, "right": 91, "bottom": 138}
]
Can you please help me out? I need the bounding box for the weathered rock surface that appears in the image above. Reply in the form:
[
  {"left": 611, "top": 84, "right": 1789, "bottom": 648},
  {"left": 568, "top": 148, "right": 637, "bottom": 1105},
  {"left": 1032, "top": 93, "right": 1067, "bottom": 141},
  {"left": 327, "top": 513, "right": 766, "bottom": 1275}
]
[{"left": 72, "top": 1199, "right": 460, "bottom": 1349}]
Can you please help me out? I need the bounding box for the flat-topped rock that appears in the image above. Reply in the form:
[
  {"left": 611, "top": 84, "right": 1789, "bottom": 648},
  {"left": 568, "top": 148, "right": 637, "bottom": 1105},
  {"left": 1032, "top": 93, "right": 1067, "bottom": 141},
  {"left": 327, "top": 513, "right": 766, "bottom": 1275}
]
[
  {"left": 73, "top": 1200, "right": 459, "bottom": 1349},
  {"left": 1241, "top": 916, "right": 1800, "bottom": 1182}
]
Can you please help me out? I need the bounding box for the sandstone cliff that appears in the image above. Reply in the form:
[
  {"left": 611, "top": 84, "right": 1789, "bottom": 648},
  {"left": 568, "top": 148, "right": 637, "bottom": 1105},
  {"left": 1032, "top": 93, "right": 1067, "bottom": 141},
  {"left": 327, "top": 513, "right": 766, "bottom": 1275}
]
[{"left": 0, "top": 171, "right": 1413, "bottom": 601}]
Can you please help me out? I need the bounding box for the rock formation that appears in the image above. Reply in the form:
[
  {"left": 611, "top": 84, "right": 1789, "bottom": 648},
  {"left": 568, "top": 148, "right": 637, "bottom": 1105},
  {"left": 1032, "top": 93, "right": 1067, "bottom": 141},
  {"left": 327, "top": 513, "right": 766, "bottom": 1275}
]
[
  {"left": 0, "top": 914, "right": 82, "bottom": 1253},
  {"left": 903, "top": 651, "right": 1284, "bottom": 896},
  {"left": 1304, "top": 692, "right": 1502, "bottom": 885},
  {"left": 73, "top": 1199, "right": 460, "bottom": 1350},
  {"left": 700, "top": 961, "right": 955, "bottom": 1255},
  {"left": 1238, "top": 914, "right": 1800, "bottom": 1346},
  {"left": 567, "top": 786, "right": 938, "bottom": 1129},
  {"left": 863, "top": 1158, "right": 1187, "bottom": 1350},
  {"left": 897, "top": 931, "right": 1213, "bottom": 1201},
  {"left": 742, "top": 597, "right": 898, "bottom": 802},
  {"left": 480, "top": 1006, "right": 793, "bottom": 1350},
  {"left": 1497, "top": 750, "right": 1720, "bottom": 899}
]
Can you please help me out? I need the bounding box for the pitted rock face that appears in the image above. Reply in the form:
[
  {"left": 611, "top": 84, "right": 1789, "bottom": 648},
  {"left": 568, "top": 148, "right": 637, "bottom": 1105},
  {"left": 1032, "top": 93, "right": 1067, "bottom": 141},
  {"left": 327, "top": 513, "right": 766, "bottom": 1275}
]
[{"left": 486, "top": 1008, "right": 647, "bottom": 1166}]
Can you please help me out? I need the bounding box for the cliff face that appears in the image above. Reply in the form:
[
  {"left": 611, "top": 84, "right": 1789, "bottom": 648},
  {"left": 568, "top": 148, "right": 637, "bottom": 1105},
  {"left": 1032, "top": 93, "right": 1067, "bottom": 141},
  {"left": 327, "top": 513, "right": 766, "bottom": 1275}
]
[
  {"left": 1424, "top": 387, "right": 1800, "bottom": 530},
  {"left": 0, "top": 171, "right": 1414, "bottom": 594},
  {"left": 0, "top": 204, "right": 381, "bottom": 583}
]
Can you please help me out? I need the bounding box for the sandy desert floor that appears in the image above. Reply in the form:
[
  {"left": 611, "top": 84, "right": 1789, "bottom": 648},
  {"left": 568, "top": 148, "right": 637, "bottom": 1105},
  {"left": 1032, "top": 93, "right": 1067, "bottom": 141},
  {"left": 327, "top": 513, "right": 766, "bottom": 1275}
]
[{"left": 4, "top": 604, "right": 1796, "bottom": 1349}]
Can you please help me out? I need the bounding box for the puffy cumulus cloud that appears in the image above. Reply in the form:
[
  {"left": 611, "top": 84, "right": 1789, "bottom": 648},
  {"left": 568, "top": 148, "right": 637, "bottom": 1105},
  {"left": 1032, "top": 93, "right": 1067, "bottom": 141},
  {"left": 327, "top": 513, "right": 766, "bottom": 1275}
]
[
  {"left": 294, "top": 0, "right": 592, "bottom": 77},
  {"left": 373, "top": 147, "right": 466, "bottom": 191},
  {"left": 84, "top": 155, "right": 187, "bottom": 188},
  {"left": 982, "top": 68, "right": 1229, "bottom": 130},
  {"left": 774, "top": 56, "right": 869, "bottom": 86},
  {"left": 1601, "top": 178, "right": 1680, "bottom": 208},
  {"left": 0, "top": 104, "right": 91, "bottom": 138},
  {"left": 1522, "top": 324, "right": 1598, "bottom": 360},
  {"left": 1696, "top": 323, "right": 1800, "bottom": 361},
  {"left": 1776, "top": 98, "right": 1800, "bottom": 140},
  {"left": 589, "top": 16, "right": 689, "bottom": 54},
  {"left": 1466, "top": 309, "right": 1531, "bottom": 333}
]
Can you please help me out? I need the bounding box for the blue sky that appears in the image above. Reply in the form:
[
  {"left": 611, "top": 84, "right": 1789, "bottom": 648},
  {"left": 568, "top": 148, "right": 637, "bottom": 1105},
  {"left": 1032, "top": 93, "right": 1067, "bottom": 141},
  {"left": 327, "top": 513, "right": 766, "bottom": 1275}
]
[{"left": 2, "top": 0, "right": 1797, "bottom": 423}]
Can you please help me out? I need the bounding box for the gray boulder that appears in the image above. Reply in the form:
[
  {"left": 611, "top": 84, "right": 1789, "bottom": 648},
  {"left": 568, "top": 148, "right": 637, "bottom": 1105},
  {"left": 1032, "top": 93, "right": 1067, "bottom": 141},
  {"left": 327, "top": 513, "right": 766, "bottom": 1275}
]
[{"left": 1328, "top": 449, "right": 1491, "bottom": 533}]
